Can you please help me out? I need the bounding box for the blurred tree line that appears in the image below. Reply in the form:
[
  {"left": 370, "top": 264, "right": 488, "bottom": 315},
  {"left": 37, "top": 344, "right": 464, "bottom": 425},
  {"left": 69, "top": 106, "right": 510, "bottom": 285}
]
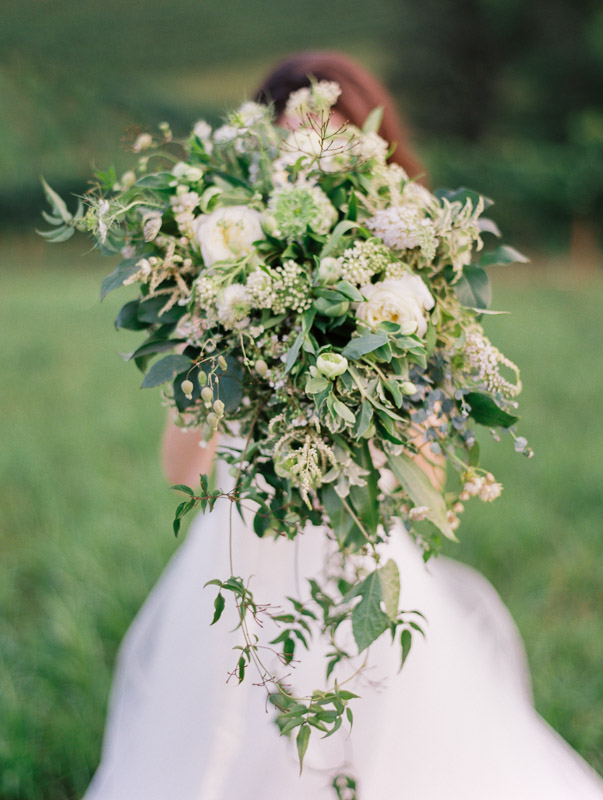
[
  {"left": 388, "top": 0, "right": 603, "bottom": 254},
  {"left": 1, "top": 0, "right": 601, "bottom": 255}
]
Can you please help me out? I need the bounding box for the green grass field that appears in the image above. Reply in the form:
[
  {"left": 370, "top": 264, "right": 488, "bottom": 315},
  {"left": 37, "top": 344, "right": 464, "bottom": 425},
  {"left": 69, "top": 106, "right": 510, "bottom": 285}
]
[{"left": 0, "top": 238, "right": 602, "bottom": 799}]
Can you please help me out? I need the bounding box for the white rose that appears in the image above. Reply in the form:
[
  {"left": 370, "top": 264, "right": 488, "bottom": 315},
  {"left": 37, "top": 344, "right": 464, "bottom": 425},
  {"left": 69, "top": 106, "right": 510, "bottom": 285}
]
[
  {"left": 356, "top": 275, "right": 434, "bottom": 337},
  {"left": 194, "top": 205, "right": 263, "bottom": 266}
]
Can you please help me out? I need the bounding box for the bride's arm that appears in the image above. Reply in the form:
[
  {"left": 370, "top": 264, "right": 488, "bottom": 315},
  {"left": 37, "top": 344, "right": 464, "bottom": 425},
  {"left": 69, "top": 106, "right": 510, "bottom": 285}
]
[
  {"left": 162, "top": 417, "right": 444, "bottom": 490},
  {"left": 162, "top": 415, "right": 217, "bottom": 486}
]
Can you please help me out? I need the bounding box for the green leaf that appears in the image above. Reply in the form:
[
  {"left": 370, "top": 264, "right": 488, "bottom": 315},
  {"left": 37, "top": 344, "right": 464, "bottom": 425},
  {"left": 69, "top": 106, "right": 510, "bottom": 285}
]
[
  {"left": 36, "top": 225, "right": 75, "bottom": 242},
  {"left": 350, "top": 570, "right": 390, "bottom": 652},
  {"left": 280, "top": 716, "right": 306, "bottom": 736},
  {"left": 41, "top": 177, "right": 72, "bottom": 223},
  {"left": 306, "top": 376, "right": 330, "bottom": 394},
  {"left": 284, "top": 309, "right": 316, "bottom": 374},
  {"left": 283, "top": 637, "right": 295, "bottom": 664},
  {"left": 362, "top": 106, "right": 384, "bottom": 134},
  {"left": 454, "top": 265, "right": 491, "bottom": 310},
  {"left": 400, "top": 628, "right": 412, "bottom": 670},
  {"left": 478, "top": 217, "right": 502, "bottom": 237},
  {"left": 341, "top": 332, "right": 388, "bottom": 360},
  {"left": 334, "top": 281, "right": 363, "bottom": 302},
  {"left": 388, "top": 452, "right": 457, "bottom": 540},
  {"left": 378, "top": 559, "right": 400, "bottom": 620},
  {"left": 296, "top": 724, "right": 311, "bottom": 774},
  {"left": 100, "top": 258, "right": 140, "bottom": 300},
  {"left": 348, "top": 441, "right": 379, "bottom": 533},
  {"left": 332, "top": 399, "right": 356, "bottom": 425},
  {"left": 210, "top": 593, "right": 225, "bottom": 625},
  {"left": 435, "top": 186, "right": 493, "bottom": 210},
  {"left": 170, "top": 484, "right": 195, "bottom": 496},
  {"left": 115, "top": 300, "right": 147, "bottom": 331},
  {"left": 320, "top": 220, "right": 358, "bottom": 258},
  {"left": 354, "top": 400, "right": 373, "bottom": 438},
  {"left": 129, "top": 336, "right": 179, "bottom": 362},
  {"left": 464, "top": 392, "right": 519, "bottom": 428},
  {"left": 204, "top": 355, "right": 243, "bottom": 414},
  {"left": 480, "top": 245, "right": 529, "bottom": 268},
  {"left": 138, "top": 295, "right": 185, "bottom": 324},
  {"left": 321, "top": 484, "right": 365, "bottom": 548},
  {"left": 141, "top": 354, "right": 193, "bottom": 388},
  {"left": 134, "top": 172, "right": 174, "bottom": 189},
  {"left": 313, "top": 297, "right": 350, "bottom": 318}
]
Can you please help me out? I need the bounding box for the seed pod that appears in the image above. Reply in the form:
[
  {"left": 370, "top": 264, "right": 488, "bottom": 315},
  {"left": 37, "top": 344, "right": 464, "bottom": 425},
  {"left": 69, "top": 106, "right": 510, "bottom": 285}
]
[
  {"left": 401, "top": 381, "right": 417, "bottom": 395},
  {"left": 207, "top": 412, "right": 220, "bottom": 429},
  {"left": 198, "top": 371, "right": 208, "bottom": 387},
  {"left": 201, "top": 386, "right": 213, "bottom": 405},
  {"left": 181, "top": 379, "right": 194, "bottom": 400},
  {"left": 218, "top": 355, "right": 228, "bottom": 370},
  {"left": 213, "top": 399, "right": 225, "bottom": 416},
  {"left": 255, "top": 359, "right": 268, "bottom": 377}
]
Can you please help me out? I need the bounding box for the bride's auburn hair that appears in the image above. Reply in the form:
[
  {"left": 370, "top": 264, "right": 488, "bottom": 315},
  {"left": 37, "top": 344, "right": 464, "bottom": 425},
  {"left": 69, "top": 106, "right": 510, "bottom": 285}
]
[{"left": 255, "top": 50, "right": 424, "bottom": 180}]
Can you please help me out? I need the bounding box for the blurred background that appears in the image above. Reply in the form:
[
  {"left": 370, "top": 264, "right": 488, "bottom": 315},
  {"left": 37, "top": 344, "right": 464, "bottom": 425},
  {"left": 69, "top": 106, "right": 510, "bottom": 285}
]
[{"left": 0, "top": 1, "right": 602, "bottom": 797}]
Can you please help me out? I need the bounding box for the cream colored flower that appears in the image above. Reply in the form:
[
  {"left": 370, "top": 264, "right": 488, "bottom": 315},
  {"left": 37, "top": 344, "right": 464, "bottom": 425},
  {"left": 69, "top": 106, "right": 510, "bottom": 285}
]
[
  {"left": 216, "top": 284, "right": 251, "bottom": 330},
  {"left": 356, "top": 275, "right": 434, "bottom": 337},
  {"left": 194, "top": 205, "right": 263, "bottom": 266}
]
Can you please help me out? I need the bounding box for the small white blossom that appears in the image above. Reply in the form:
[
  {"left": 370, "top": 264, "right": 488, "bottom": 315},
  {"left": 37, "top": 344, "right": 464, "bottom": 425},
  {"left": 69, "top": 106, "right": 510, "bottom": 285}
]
[
  {"left": 213, "top": 124, "right": 238, "bottom": 143},
  {"left": 193, "top": 120, "right": 212, "bottom": 140},
  {"left": 353, "top": 132, "right": 388, "bottom": 162},
  {"left": 132, "top": 133, "right": 153, "bottom": 152},
  {"left": 464, "top": 327, "right": 522, "bottom": 397},
  {"left": 216, "top": 284, "right": 251, "bottom": 330},
  {"left": 367, "top": 206, "right": 438, "bottom": 261},
  {"left": 409, "top": 505, "right": 429, "bottom": 521}
]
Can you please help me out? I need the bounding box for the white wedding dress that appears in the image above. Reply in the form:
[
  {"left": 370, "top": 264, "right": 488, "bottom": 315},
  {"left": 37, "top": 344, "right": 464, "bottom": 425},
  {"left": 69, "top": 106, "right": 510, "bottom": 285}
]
[{"left": 84, "top": 455, "right": 603, "bottom": 800}]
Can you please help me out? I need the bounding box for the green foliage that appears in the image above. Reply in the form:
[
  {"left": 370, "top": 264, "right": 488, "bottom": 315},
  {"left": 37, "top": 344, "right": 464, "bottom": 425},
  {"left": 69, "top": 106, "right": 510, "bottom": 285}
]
[
  {"left": 463, "top": 392, "right": 519, "bottom": 429},
  {"left": 140, "top": 354, "right": 192, "bottom": 388},
  {"left": 388, "top": 453, "right": 457, "bottom": 540},
  {"left": 348, "top": 560, "right": 400, "bottom": 652}
]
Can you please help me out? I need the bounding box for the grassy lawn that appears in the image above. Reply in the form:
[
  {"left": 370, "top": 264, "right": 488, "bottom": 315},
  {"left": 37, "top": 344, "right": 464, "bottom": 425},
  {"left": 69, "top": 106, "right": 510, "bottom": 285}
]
[{"left": 0, "top": 239, "right": 601, "bottom": 798}]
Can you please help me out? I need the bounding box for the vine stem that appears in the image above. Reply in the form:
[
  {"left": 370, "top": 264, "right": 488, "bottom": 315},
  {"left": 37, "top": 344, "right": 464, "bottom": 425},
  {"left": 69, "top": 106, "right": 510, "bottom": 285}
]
[{"left": 221, "top": 402, "right": 374, "bottom": 711}]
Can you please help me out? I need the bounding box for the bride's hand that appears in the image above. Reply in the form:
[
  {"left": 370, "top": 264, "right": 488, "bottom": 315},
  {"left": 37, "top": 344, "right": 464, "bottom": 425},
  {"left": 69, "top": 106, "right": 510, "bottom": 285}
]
[{"left": 162, "top": 414, "right": 217, "bottom": 487}]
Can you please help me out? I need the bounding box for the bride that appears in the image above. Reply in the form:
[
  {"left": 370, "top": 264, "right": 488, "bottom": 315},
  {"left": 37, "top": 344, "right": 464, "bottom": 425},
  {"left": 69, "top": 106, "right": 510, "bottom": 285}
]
[{"left": 83, "top": 53, "right": 603, "bottom": 799}]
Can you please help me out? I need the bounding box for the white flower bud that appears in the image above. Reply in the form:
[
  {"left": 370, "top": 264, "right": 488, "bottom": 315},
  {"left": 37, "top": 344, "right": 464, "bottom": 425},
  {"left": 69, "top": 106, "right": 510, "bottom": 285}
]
[
  {"left": 120, "top": 170, "right": 136, "bottom": 189},
  {"left": 186, "top": 167, "right": 203, "bottom": 183},
  {"left": 316, "top": 352, "right": 348, "bottom": 379},
  {"left": 317, "top": 256, "right": 342, "bottom": 284},
  {"left": 255, "top": 359, "right": 268, "bottom": 377},
  {"left": 201, "top": 386, "right": 214, "bottom": 405},
  {"left": 213, "top": 399, "right": 225, "bottom": 416},
  {"left": 401, "top": 381, "right": 417, "bottom": 395},
  {"left": 181, "top": 379, "right": 194, "bottom": 400},
  {"left": 198, "top": 371, "right": 208, "bottom": 387},
  {"left": 218, "top": 355, "right": 228, "bottom": 370},
  {"left": 207, "top": 412, "right": 220, "bottom": 429}
]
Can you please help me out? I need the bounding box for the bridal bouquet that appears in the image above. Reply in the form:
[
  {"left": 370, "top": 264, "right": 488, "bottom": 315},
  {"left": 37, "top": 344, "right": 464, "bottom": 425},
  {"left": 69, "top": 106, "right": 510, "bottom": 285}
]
[{"left": 41, "top": 81, "right": 530, "bottom": 772}]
